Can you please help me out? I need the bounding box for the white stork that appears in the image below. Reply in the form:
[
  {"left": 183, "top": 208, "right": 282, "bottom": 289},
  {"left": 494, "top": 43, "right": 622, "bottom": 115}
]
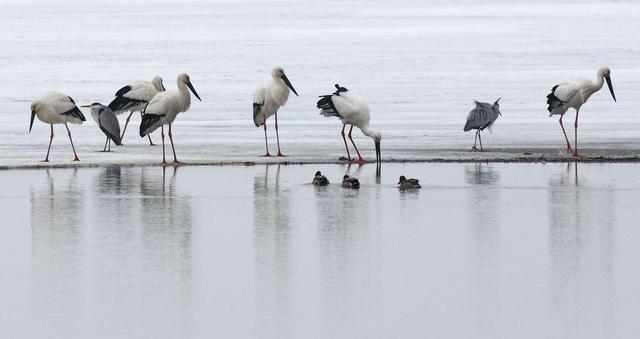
[
  {"left": 546, "top": 67, "right": 616, "bottom": 156},
  {"left": 252, "top": 66, "right": 298, "bottom": 157},
  {"left": 29, "top": 91, "right": 86, "bottom": 162},
  {"left": 108, "top": 75, "right": 165, "bottom": 145},
  {"left": 317, "top": 84, "right": 382, "bottom": 164},
  {"left": 139, "top": 73, "right": 201, "bottom": 165}
]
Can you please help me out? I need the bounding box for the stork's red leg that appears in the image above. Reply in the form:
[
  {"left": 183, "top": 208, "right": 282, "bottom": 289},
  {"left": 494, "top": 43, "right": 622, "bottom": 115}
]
[
  {"left": 120, "top": 111, "right": 134, "bottom": 141},
  {"left": 161, "top": 125, "right": 167, "bottom": 165},
  {"left": 559, "top": 115, "right": 573, "bottom": 153},
  {"left": 262, "top": 120, "right": 271, "bottom": 157},
  {"left": 65, "top": 123, "right": 80, "bottom": 161},
  {"left": 348, "top": 125, "right": 365, "bottom": 164},
  {"left": 168, "top": 124, "right": 182, "bottom": 165},
  {"left": 275, "top": 111, "right": 285, "bottom": 157},
  {"left": 573, "top": 109, "right": 580, "bottom": 157},
  {"left": 341, "top": 125, "right": 351, "bottom": 162},
  {"left": 42, "top": 124, "right": 54, "bottom": 162}
]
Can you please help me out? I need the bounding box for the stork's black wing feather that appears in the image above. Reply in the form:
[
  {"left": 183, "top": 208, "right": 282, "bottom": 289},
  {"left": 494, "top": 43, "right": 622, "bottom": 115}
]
[{"left": 61, "top": 106, "right": 86, "bottom": 121}]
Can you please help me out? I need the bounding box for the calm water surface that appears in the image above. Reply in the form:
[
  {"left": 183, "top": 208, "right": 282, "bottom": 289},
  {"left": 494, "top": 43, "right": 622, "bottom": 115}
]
[{"left": 1, "top": 163, "right": 640, "bottom": 338}]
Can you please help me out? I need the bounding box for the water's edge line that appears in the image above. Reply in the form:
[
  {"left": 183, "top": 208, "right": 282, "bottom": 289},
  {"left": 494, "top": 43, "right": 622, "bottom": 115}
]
[{"left": 2, "top": 156, "right": 640, "bottom": 170}]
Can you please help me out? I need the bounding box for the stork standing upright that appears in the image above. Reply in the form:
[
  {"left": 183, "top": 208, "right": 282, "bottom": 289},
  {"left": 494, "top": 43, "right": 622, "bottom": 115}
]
[
  {"left": 139, "top": 73, "right": 201, "bottom": 165},
  {"left": 463, "top": 98, "right": 502, "bottom": 152},
  {"left": 546, "top": 67, "right": 616, "bottom": 156},
  {"left": 317, "top": 84, "right": 382, "bottom": 164},
  {"left": 253, "top": 66, "right": 298, "bottom": 157},
  {"left": 81, "top": 103, "right": 122, "bottom": 152},
  {"left": 108, "top": 75, "right": 165, "bottom": 145},
  {"left": 29, "top": 91, "right": 86, "bottom": 162}
]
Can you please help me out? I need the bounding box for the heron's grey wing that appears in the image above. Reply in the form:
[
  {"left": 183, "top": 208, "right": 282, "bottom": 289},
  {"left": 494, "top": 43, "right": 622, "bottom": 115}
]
[
  {"left": 464, "top": 102, "right": 493, "bottom": 131},
  {"left": 99, "top": 109, "right": 122, "bottom": 145}
]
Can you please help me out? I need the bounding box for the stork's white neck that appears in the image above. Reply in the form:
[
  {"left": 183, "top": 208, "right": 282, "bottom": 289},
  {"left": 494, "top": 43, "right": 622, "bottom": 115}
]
[
  {"left": 360, "top": 124, "right": 378, "bottom": 140},
  {"left": 177, "top": 81, "right": 191, "bottom": 111}
]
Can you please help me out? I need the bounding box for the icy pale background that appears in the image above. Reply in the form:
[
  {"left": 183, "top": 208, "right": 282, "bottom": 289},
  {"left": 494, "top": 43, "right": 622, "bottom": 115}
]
[{"left": 0, "top": 0, "right": 639, "bottom": 166}]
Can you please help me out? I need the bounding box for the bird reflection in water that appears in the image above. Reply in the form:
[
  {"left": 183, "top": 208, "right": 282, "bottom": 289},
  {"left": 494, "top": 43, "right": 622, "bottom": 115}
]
[
  {"left": 464, "top": 163, "right": 501, "bottom": 336},
  {"left": 547, "top": 162, "right": 614, "bottom": 338},
  {"left": 252, "top": 164, "right": 292, "bottom": 337}
]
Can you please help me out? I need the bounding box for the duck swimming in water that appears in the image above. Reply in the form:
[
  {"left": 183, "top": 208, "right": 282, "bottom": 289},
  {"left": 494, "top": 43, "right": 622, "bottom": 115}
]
[
  {"left": 312, "top": 171, "right": 329, "bottom": 186},
  {"left": 398, "top": 175, "right": 421, "bottom": 190},
  {"left": 341, "top": 175, "right": 360, "bottom": 189}
]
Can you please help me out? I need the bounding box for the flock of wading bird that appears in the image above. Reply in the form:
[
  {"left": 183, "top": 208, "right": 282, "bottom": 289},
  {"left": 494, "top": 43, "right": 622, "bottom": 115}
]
[{"left": 29, "top": 66, "right": 616, "bottom": 171}]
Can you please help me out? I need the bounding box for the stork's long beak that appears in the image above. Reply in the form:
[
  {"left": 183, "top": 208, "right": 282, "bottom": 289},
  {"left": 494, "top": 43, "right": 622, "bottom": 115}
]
[
  {"left": 605, "top": 75, "right": 616, "bottom": 102},
  {"left": 29, "top": 110, "right": 36, "bottom": 133},
  {"left": 160, "top": 83, "right": 166, "bottom": 91},
  {"left": 375, "top": 141, "right": 381, "bottom": 164},
  {"left": 281, "top": 74, "right": 298, "bottom": 96},
  {"left": 187, "top": 81, "right": 202, "bottom": 101}
]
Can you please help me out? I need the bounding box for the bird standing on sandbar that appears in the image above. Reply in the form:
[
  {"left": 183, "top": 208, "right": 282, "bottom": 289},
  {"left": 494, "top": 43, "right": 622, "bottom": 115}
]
[
  {"left": 29, "top": 92, "right": 86, "bottom": 162},
  {"left": 317, "top": 84, "right": 382, "bottom": 164},
  {"left": 253, "top": 66, "right": 299, "bottom": 157},
  {"left": 81, "top": 103, "right": 122, "bottom": 152},
  {"left": 139, "top": 73, "right": 201, "bottom": 165},
  {"left": 463, "top": 98, "right": 502, "bottom": 152},
  {"left": 108, "top": 75, "right": 165, "bottom": 145},
  {"left": 546, "top": 67, "right": 616, "bottom": 157}
]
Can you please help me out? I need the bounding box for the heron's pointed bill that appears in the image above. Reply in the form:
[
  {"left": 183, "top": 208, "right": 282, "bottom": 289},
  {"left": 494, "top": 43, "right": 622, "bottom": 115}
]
[
  {"left": 281, "top": 74, "right": 298, "bottom": 96},
  {"left": 605, "top": 75, "right": 616, "bottom": 102},
  {"left": 375, "top": 141, "right": 381, "bottom": 164},
  {"left": 80, "top": 104, "right": 93, "bottom": 108},
  {"left": 187, "top": 82, "right": 202, "bottom": 101},
  {"left": 29, "top": 110, "right": 36, "bottom": 133}
]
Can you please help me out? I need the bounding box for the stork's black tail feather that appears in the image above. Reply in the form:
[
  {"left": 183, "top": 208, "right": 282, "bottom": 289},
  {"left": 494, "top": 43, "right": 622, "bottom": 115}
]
[
  {"left": 62, "top": 106, "right": 86, "bottom": 122},
  {"left": 317, "top": 95, "right": 341, "bottom": 118},
  {"left": 139, "top": 114, "right": 162, "bottom": 137},
  {"left": 546, "top": 85, "right": 564, "bottom": 113},
  {"left": 108, "top": 95, "right": 145, "bottom": 113}
]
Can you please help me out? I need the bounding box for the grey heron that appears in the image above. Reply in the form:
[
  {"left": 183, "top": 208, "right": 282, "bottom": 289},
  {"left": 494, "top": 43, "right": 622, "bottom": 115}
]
[
  {"left": 312, "top": 171, "right": 329, "bottom": 186},
  {"left": 108, "top": 75, "right": 165, "bottom": 145},
  {"left": 317, "top": 84, "right": 382, "bottom": 164},
  {"left": 81, "top": 103, "right": 122, "bottom": 152},
  {"left": 341, "top": 175, "right": 360, "bottom": 189},
  {"left": 546, "top": 67, "right": 616, "bottom": 156},
  {"left": 253, "top": 66, "right": 299, "bottom": 157},
  {"left": 29, "top": 91, "right": 86, "bottom": 162},
  {"left": 140, "top": 73, "right": 201, "bottom": 165},
  {"left": 398, "top": 176, "right": 421, "bottom": 190},
  {"left": 463, "top": 98, "right": 502, "bottom": 152}
]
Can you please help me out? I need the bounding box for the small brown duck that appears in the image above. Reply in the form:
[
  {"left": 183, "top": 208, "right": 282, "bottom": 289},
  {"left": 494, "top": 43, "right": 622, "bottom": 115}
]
[
  {"left": 398, "top": 175, "right": 421, "bottom": 190},
  {"left": 312, "top": 171, "right": 329, "bottom": 186},
  {"left": 341, "top": 175, "right": 360, "bottom": 189}
]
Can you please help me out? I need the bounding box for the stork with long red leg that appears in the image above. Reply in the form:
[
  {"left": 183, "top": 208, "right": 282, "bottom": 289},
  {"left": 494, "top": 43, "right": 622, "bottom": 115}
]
[
  {"left": 29, "top": 92, "right": 86, "bottom": 162},
  {"left": 252, "top": 66, "right": 298, "bottom": 157},
  {"left": 546, "top": 67, "right": 616, "bottom": 157},
  {"left": 139, "top": 73, "right": 201, "bottom": 166},
  {"left": 108, "top": 75, "right": 165, "bottom": 145},
  {"left": 317, "top": 84, "right": 382, "bottom": 164}
]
